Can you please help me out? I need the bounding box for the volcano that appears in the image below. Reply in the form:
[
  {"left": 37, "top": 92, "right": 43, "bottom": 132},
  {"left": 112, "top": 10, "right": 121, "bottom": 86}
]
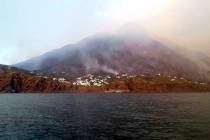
[{"left": 15, "top": 30, "right": 210, "bottom": 81}]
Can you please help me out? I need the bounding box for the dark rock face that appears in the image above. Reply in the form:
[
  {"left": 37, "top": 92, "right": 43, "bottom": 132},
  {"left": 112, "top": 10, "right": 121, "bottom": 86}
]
[{"left": 10, "top": 73, "right": 23, "bottom": 93}]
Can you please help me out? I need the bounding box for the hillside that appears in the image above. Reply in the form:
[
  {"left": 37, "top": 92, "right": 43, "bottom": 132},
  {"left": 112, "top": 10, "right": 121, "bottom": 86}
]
[
  {"left": 15, "top": 31, "right": 210, "bottom": 82},
  {"left": 0, "top": 65, "right": 71, "bottom": 93},
  {"left": 0, "top": 64, "right": 209, "bottom": 93}
]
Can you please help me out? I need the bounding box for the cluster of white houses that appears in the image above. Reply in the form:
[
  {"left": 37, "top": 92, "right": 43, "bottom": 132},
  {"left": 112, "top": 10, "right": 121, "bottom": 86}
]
[
  {"left": 73, "top": 74, "right": 110, "bottom": 87},
  {"left": 35, "top": 72, "right": 208, "bottom": 87}
]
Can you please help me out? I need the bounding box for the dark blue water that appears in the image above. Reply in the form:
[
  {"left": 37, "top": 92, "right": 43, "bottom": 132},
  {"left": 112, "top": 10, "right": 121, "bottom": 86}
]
[{"left": 0, "top": 93, "right": 210, "bottom": 140}]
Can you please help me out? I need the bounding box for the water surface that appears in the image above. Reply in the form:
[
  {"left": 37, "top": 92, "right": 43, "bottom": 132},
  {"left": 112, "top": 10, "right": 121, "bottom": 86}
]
[{"left": 0, "top": 93, "right": 210, "bottom": 140}]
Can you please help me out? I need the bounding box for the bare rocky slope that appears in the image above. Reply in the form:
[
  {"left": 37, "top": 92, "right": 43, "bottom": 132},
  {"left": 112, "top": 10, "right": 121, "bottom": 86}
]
[{"left": 0, "top": 65, "right": 71, "bottom": 93}]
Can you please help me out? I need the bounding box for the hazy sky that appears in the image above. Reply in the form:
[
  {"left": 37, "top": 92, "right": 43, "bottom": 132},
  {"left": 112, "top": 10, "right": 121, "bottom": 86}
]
[{"left": 0, "top": 0, "right": 210, "bottom": 64}]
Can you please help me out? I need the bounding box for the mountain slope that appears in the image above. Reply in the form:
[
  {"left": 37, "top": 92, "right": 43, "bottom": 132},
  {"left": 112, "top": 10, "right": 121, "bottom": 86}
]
[{"left": 15, "top": 32, "right": 210, "bottom": 81}]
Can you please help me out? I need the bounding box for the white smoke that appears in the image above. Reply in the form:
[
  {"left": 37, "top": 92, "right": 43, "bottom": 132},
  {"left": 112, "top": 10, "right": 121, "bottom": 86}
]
[
  {"left": 82, "top": 54, "right": 118, "bottom": 75},
  {"left": 100, "top": 65, "right": 119, "bottom": 75}
]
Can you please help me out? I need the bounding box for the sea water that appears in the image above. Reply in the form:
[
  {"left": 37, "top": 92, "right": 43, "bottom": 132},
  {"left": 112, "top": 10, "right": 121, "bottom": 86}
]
[{"left": 0, "top": 93, "right": 210, "bottom": 140}]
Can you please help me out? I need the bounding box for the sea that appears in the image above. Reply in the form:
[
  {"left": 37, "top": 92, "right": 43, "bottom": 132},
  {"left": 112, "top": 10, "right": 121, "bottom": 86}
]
[{"left": 0, "top": 93, "right": 210, "bottom": 140}]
